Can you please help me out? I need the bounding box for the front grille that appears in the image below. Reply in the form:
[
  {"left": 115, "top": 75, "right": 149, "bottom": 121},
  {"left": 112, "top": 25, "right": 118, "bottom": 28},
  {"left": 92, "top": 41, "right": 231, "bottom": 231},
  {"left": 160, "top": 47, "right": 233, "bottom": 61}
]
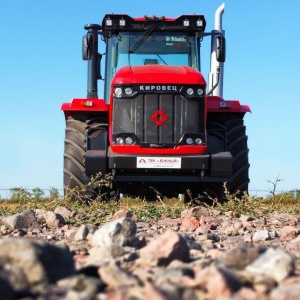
[{"left": 113, "top": 93, "right": 205, "bottom": 144}]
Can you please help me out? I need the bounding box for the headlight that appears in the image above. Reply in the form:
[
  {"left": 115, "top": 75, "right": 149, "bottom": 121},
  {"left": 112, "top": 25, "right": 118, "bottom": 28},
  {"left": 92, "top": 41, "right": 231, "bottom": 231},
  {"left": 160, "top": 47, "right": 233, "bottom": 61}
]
[
  {"left": 119, "top": 19, "right": 126, "bottom": 26},
  {"left": 197, "top": 88, "right": 204, "bottom": 96},
  {"left": 186, "top": 138, "right": 193, "bottom": 145},
  {"left": 106, "top": 18, "right": 112, "bottom": 26},
  {"left": 183, "top": 19, "right": 190, "bottom": 27},
  {"left": 197, "top": 19, "right": 203, "bottom": 27},
  {"left": 125, "top": 136, "right": 133, "bottom": 144},
  {"left": 195, "top": 138, "right": 202, "bottom": 145},
  {"left": 186, "top": 88, "right": 194, "bottom": 96},
  {"left": 125, "top": 87, "right": 133, "bottom": 95},
  {"left": 114, "top": 87, "right": 122, "bottom": 97},
  {"left": 116, "top": 137, "right": 124, "bottom": 144}
]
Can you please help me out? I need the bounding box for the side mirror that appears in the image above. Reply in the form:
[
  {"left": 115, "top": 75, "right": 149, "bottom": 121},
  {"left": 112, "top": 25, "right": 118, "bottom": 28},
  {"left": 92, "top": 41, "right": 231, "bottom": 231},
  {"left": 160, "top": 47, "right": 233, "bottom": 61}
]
[
  {"left": 216, "top": 35, "right": 226, "bottom": 63},
  {"left": 82, "top": 34, "right": 93, "bottom": 60}
]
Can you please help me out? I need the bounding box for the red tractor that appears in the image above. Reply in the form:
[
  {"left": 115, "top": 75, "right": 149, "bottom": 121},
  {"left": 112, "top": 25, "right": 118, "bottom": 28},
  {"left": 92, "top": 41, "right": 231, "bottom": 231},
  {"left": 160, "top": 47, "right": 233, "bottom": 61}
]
[{"left": 62, "top": 4, "right": 250, "bottom": 200}]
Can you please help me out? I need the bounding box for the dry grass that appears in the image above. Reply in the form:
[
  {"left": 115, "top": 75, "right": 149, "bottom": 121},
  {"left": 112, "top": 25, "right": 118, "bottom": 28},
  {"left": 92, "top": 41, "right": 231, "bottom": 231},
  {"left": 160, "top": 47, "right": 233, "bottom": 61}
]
[{"left": 1, "top": 176, "right": 299, "bottom": 226}]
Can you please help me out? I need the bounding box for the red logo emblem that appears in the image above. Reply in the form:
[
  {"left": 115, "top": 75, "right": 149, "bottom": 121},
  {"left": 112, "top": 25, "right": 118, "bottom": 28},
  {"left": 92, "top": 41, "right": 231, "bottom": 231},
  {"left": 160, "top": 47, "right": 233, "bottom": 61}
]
[{"left": 152, "top": 110, "right": 168, "bottom": 126}]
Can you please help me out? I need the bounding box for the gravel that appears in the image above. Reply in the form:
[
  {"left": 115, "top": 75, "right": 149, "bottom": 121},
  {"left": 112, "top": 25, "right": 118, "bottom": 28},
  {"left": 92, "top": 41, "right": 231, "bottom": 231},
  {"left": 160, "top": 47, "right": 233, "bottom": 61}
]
[{"left": 0, "top": 206, "right": 299, "bottom": 299}]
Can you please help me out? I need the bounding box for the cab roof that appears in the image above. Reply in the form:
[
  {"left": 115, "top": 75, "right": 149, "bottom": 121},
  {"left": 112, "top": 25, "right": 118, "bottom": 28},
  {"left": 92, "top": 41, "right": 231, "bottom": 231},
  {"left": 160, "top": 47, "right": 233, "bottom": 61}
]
[{"left": 101, "top": 14, "right": 206, "bottom": 34}]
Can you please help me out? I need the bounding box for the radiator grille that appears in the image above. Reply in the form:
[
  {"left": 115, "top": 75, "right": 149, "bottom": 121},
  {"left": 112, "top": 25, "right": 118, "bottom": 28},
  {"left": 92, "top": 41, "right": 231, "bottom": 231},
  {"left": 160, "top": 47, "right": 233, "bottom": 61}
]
[{"left": 113, "top": 93, "right": 205, "bottom": 144}]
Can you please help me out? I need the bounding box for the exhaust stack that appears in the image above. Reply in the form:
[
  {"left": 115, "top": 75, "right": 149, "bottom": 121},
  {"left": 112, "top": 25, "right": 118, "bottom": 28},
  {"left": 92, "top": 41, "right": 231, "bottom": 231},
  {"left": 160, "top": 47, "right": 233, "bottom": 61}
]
[
  {"left": 83, "top": 24, "right": 102, "bottom": 99},
  {"left": 209, "top": 3, "right": 225, "bottom": 97}
]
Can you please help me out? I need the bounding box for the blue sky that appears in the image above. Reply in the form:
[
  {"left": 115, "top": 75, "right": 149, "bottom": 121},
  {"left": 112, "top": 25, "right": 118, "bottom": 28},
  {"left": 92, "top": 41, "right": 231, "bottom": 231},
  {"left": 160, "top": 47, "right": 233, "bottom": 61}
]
[{"left": 1, "top": 0, "right": 299, "bottom": 195}]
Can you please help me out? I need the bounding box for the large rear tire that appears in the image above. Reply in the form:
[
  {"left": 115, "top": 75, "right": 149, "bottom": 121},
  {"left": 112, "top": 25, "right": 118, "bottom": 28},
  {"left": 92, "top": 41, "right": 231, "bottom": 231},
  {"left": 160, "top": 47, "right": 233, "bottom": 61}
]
[
  {"left": 63, "top": 114, "right": 108, "bottom": 199},
  {"left": 206, "top": 114, "right": 250, "bottom": 199}
]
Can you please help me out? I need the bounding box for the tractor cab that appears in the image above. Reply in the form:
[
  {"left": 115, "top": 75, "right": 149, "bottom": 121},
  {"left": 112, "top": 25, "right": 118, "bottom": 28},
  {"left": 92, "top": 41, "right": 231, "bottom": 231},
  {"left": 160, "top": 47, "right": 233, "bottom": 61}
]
[{"left": 101, "top": 14, "right": 206, "bottom": 100}]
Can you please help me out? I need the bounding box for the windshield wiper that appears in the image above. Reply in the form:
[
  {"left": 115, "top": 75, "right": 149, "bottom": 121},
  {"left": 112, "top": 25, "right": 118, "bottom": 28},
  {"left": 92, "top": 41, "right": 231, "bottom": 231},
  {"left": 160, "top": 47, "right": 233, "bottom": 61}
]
[
  {"left": 156, "top": 54, "right": 167, "bottom": 65},
  {"left": 129, "top": 24, "right": 157, "bottom": 53}
]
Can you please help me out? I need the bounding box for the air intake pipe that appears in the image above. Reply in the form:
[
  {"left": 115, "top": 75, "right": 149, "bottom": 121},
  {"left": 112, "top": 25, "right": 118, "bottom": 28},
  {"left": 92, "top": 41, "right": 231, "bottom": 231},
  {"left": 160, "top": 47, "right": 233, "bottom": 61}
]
[{"left": 83, "top": 24, "right": 102, "bottom": 98}]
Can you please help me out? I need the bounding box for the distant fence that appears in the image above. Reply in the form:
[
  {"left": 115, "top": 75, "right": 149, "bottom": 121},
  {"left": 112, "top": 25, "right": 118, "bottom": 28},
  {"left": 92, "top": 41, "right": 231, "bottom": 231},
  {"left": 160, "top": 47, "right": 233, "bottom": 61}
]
[{"left": 0, "top": 188, "right": 278, "bottom": 200}]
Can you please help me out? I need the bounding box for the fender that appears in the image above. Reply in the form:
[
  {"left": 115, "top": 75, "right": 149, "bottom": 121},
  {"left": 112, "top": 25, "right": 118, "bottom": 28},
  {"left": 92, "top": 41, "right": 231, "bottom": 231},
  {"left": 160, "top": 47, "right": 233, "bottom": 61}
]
[
  {"left": 207, "top": 95, "right": 251, "bottom": 113},
  {"left": 61, "top": 98, "right": 109, "bottom": 119}
]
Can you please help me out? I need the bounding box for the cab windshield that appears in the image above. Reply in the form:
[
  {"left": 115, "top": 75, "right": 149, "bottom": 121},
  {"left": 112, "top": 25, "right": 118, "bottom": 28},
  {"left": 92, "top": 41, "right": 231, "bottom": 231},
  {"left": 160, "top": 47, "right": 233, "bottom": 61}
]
[{"left": 105, "top": 31, "right": 199, "bottom": 99}]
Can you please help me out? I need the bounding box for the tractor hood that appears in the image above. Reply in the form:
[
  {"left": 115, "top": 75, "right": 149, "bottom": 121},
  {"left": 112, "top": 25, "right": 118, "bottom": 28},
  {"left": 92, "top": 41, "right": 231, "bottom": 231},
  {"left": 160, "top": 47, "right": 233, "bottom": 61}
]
[{"left": 112, "top": 65, "right": 206, "bottom": 86}]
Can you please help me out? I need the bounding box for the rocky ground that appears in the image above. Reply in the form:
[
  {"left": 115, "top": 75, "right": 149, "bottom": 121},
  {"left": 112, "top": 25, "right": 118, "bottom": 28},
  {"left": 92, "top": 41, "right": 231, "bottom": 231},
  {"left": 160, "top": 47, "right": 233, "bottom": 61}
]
[{"left": 0, "top": 206, "right": 300, "bottom": 299}]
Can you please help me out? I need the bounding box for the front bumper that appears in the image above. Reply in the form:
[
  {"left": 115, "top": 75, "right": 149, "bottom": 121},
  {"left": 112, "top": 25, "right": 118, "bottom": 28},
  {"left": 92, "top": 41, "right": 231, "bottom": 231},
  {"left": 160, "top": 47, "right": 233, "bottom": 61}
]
[{"left": 107, "top": 147, "right": 232, "bottom": 183}]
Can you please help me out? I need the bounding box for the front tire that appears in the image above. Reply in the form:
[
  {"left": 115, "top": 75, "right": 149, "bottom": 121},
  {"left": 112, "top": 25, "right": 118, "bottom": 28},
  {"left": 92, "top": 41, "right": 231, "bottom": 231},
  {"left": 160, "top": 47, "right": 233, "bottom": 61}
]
[{"left": 63, "top": 114, "right": 107, "bottom": 199}]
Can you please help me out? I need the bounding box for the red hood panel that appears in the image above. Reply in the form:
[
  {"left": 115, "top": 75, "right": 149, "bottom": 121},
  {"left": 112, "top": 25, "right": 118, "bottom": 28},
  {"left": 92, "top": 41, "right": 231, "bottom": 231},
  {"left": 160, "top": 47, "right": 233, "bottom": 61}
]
[{"left": 112, "top": 65, "right": 206, "bottom": 85}]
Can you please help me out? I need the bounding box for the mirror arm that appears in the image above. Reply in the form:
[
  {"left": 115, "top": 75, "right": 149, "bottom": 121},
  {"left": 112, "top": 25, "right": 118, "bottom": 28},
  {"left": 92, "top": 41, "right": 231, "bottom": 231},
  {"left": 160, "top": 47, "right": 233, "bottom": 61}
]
[{"left": 207, "top": 66, "right": 220, "bottom": 95}]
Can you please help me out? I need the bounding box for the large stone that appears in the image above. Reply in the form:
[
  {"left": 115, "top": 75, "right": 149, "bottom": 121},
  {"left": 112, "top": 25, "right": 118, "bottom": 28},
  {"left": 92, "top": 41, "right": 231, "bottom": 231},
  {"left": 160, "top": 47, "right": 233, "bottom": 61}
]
[
  {"left": 91, "top": 218, "right": 138, "bottom": 258},
  {"left": 239, "top": 215, "right": 255, "bottom": 222},
  {"left": 180, "top": 217, "right": 200, "bottom": 231},
  {"left": 200, "top": 216, "right": 223, "bottom": 229},
  {"left": 223, "top": 225, "right": 239, "bottom": 236},
  {"left": 279, "top": 226, "right": 298, "bottom": 241},
  {"left": 102, "top": 281, "right": 174, "bottom": 300},
  {"left": 35, "top": 209, "right": 65, "bottom": 228},
  {"left": 183, "top": 264, "right": 241, "bottom": 297},
  {"left": 1, "top": 210, "right": 40, "bottom": 230},
  {"left": 218, "top": 245, "right": 266, "bottom": 270},
  {"left": 181, "top": 206, "right": 210, "bottom": 218},
  {"left": 252, "top": 229, "right": 270, "bottom": 242},
  {"left": 98, "top": 260, "right": 142, "bottom": 288},
  {"left": 74, "top": 224, "right": 96, "bottom": 241},
  {"left": 44, "top": 211, "right": 65, "bottom": 228},
  {"left": 154, "top": 265, "right": 194, "bottom": 287},
  {"left": 270, "top": 282, "right": 300, "bottom": 300},
  {"left": 113, "top": 209, "right": 133, "bottom": 219},
  {"left": 272, "top": 212, "right": 299, "bottom": 226},
  {"left": 58, "top": 274, "right": 105, "bottom": 299},
  {"left": 0, "top": 237, "right": 75, "bottom": 290},
  {"left": 180, "top": 233, "right": 202, "bottom": 250},
  {"left": 246, "top": 247, "right": 294, "bottom": 282},
  {"left": 139, "top": 230, "right": 189, "bottom": 266},
  {"left": 54, "top": 206, "right": 72, "bottom": 219}
]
